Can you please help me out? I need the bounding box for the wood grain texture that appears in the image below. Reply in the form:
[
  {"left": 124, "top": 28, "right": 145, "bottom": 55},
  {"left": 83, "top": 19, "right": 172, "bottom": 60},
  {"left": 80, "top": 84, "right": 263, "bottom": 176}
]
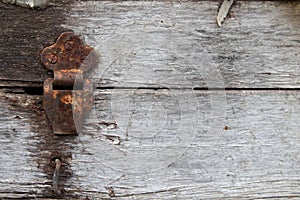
[
  {"left": 1, "top": 1, "right": 300, "bottom": 199},
  {"left": 0, "top": 1, "right": 69, "bottom": 87},
  {"left": 1, "top": 90, "right": 300, "bottom": 199},
  {"left": 1, "top": 1, "right": 300, "bottom": 88},
  {"left": 67, "top": 1, "right": 300, "bottom": 89}
]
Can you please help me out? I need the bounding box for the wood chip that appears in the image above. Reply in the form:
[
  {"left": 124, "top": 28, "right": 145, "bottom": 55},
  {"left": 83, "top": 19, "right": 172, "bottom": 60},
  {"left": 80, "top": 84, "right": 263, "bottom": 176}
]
[
  {"left": 2, "top": 0, "right": 48, "bottom": 8},
  {"left": 216, "top": 0, "right": 234, "bottom": 27}
]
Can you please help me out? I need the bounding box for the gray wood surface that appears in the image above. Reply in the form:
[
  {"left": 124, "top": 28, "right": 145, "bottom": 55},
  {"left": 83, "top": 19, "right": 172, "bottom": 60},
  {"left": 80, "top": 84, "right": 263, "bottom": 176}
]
[
  {"left": 70, "top": 1, "right": 300, "bottom": 89},
  {"left": 1, "top": 90, "right": 300, "bottom": 199},
  {"left": 0, "top": 1, "right": 300, "bottom": 88},
  {"left": 1, "top": 0, "right": 300, "bottom": 199}
]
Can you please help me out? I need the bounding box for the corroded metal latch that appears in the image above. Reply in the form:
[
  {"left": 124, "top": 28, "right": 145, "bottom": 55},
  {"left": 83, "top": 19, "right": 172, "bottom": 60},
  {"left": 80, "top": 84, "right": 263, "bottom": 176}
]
[{"left": 41, "top": 32, "right": 98, "bottom": 134}]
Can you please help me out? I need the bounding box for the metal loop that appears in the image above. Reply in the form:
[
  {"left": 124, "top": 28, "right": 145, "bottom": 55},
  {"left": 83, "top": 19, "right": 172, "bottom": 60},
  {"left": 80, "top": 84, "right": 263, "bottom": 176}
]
[{"left": 53, "top": 158, "right": 61, "bottom": 192}]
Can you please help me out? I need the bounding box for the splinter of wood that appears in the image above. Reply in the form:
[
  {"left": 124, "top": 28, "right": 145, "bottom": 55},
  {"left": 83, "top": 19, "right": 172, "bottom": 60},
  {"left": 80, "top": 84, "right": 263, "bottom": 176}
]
[{"left": 217, "top": 0, "right": 234, "bottom": 27}]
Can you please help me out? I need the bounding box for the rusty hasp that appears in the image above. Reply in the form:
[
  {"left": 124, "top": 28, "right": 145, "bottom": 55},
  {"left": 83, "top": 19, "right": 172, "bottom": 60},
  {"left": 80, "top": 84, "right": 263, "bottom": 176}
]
[{"left": 41, "top": 31, "right": 99, "bottom": 134}]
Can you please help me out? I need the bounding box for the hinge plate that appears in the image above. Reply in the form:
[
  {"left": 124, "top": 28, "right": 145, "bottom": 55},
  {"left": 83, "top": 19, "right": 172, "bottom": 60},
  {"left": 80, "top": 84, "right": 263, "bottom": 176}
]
[{"left": 41, "top": 32, "right": 98, "bottom": 134}]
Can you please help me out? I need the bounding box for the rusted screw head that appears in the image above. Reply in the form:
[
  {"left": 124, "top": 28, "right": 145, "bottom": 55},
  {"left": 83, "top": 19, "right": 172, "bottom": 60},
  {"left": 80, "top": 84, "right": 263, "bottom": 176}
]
[
  {"left": 65, "top": 40, "right": 74, "bottom": 51},
  {"left": 47, "top": 54, "right": 58, "bottom": 64}
]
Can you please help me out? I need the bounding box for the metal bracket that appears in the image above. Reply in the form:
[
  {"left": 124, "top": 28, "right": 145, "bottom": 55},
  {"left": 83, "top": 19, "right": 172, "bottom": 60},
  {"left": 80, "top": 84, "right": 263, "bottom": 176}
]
[{"left": 41, "top": 32, "right": 98, "bottom": 134}]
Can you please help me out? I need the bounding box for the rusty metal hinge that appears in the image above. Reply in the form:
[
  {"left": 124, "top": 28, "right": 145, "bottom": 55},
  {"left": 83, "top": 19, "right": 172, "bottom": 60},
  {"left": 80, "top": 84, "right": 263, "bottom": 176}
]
[{"left": 41, "top": 32, "right": 98, "bottom": 134}]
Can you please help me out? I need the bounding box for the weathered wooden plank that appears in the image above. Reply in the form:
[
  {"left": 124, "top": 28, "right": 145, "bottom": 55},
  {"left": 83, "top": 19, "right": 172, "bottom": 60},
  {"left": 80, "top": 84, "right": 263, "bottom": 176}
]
[
  {"left": 0, "top": 2, "right": 68, "bottom": 87},
  {"left": 1, "top": 1, "right": 300, "bottom": 88},
  {"left": 66, "top": 1, "right": 300, "bottom": 89},
  {"left": 1, "top": 1, "right": 300, "bottom": 199},
  {"left": 1, "top": 90, "right": 300, "bottom": 199}
]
